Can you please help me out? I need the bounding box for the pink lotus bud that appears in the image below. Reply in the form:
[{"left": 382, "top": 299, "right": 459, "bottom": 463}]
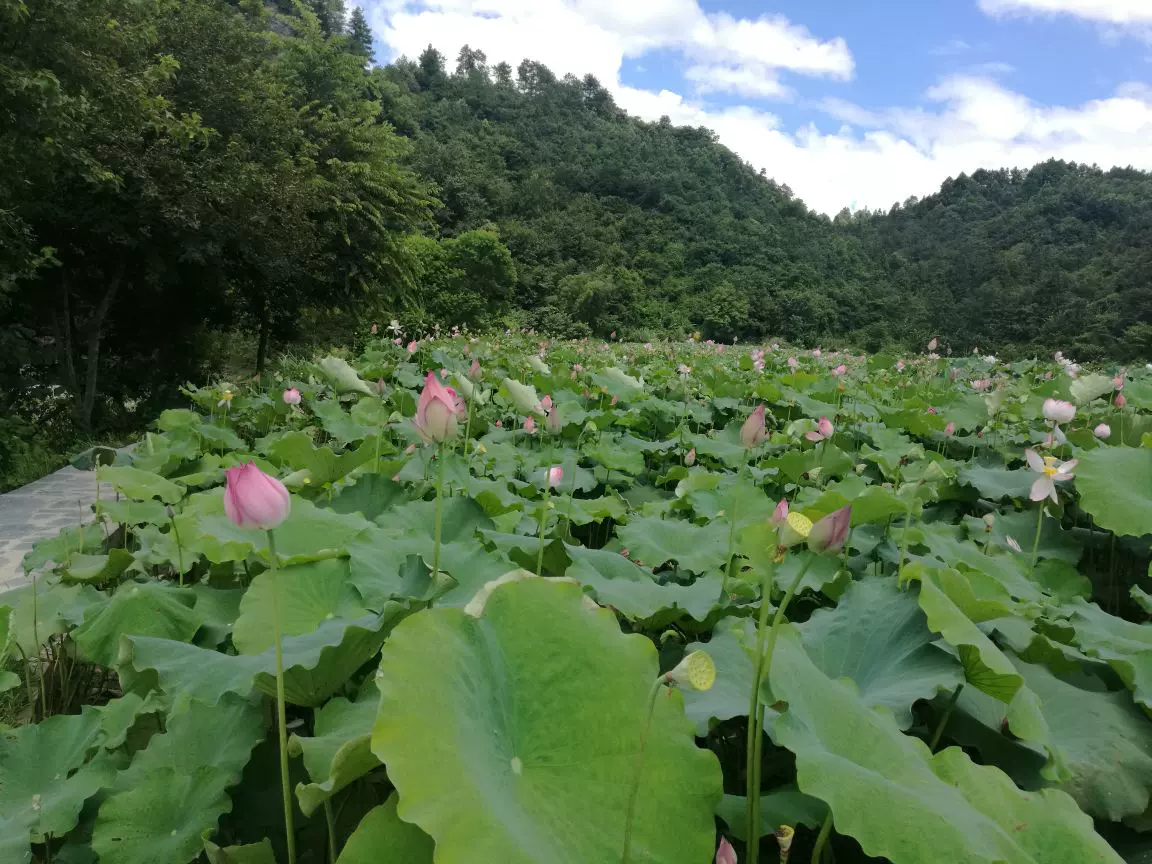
[
  {"left": 547, "top": 466, "right": 563, "bottom": 489},
  {"left": 805, "top": 416, "right": 834, "bottom": 443},
  {"left": 715, "top": 837, "right": 737, "bottom": 864},
  {"left": 224, "top": 463, "right": 291, "bottom": 530},
  {"left": 1116, "top": 393, "right": 1127, "bottom": 409},
  {"left": 944, "top": 421, "right": 955, "bottom": 437},
  {"left": 927, "top": 337, "right": 938, "bottom": 351},
  {"left": 469, "top": 358, "right": 481, "bottom": 379},
  {"left": 282, "top": 388, "right": 301, "bottom": 406},
  {"left": 685, "top": 448, "right": 696, "bottom": 467},
  {"left": 1042, "top": 398, "right": 1076, "bottom": 424},
  {"left": 1094, "top": 423, "right": 1111, "bottom": 439},
  {"left": 370, "top": 323, "right": 378, "bottom": 335},
  {"left": 1114, "top": 375, "right": 1124, "bottom": 390},
  {"left": 787, "top": 356, "right": 798, "bottom": 370},
  {"left": 740, "top": 405, "right": 767, "bottom": 448},
  {"left": 495, "top": 420, "right": 503, "bottom": 428},
  {"left": 541, "top": 394, "right": 553, "bottom": 412},
  {"left": 808, "top": 505, "right": 852, "bottom": 555},
  {"left": 412, "top": 371, "right": 460, "bottom": 444},
  {"left": 771, "top": 498, "right": 789, "bottom": 526},
  {"left": 926, "top": 406, "right": 937, "bottom": 415},
  {"left": 523, "top": 416, "right": 536, "bottom": 434}
]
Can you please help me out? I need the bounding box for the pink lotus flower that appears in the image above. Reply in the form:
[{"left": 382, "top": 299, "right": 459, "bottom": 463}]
[
  {"left": 370, "top": 323, "right": 378, "bottom": 335},
  {"left": 926, "top": 406, "right": 938, "bottom": 415},
  {"left": 393, "top": 338, "right": 402, "bottom": 345},
  {"left": 282, "top": 388, "right": 301, "bottom": 406},
  {"left": 771, "top": 498, "right": 789, "bottom": 525},
  {"left": 715, "top": 837, "right": 737, "bottom": 864},
  {"left": 1054, "top": 351, "right": 1064, "bottom": 363},
  {"left": 224, "top": 463, "right": 290, "bottom": 530},
  {"left": 547, "top": 465, "right": 563, "bottom": 488},
  {"left": 971, "top": 378, "right": 991, "bottom": 392},
  {"left": 1114, "top": 374, "right": 1125, "bottom": 391},
  {"left": 927, "top": 337, "right": 938, "bottom": 351},
  {"left": 407, "top": 340, "right": 418, "bottom": 354},
  {"left": 787, "top": 356, "right": 798, "bottom": 370},
  {"left": 685, "top": 448, "right": 696, "bottom": 467},
  {"left": 609, "top": 330, "right": 616, "bottom": 339},
  {"left": 469, "top": 358, "right": 481, "bottom": 379},
  {"left": 1025, "top": 449, "right": 1077, "bottom": 503},
  {"left": 494, "top": 420, "right": 503, "bottom": 428},
  {"left": 1116, "top": 393, "right": 1127, "bottom": 409},
  {"left": 944, "top": 421, "right": 955, "bottom": 436},
  {"left": 1042, "top": 399, "right": 1075, "bottom": 424},
  {"left": 412, "top": 371, "right": 460, "bottom": 444},
  {"left": 895, "top": 360, "right": 905, "bottom": 372},
  {"left": 540, "top": 395, "right": 553, "bottom": 413},
  {"left": 740, "top": 405, "right": 767, "bottom": 448},
  {"left": 1094, "top": 423, "right": 1111, "bottom": 439},
  {"left": 831, "top": 364, "right": 847, "bottom": 377},
  {"left": 812, "top": 348, "right": 822, "bottom": 358},
  {"left": 523, "top": 416, "right": 536, "bottom": 434},
  {"left": 808, "top": 505, "right": 852, "bottom": 554},
  {"left": 753, "top": 358, "right": 765, "bottom": 372},
  {"left": 805, "top": 416, "right": 834, "bottom": 442},
  {"left": 573, "top": 363, "right": 584, "bottom": 373}
]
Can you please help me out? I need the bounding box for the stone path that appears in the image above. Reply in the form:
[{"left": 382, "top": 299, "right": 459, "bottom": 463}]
[{"left": 0, "top": 466, "right": 112, "bottom": 593}]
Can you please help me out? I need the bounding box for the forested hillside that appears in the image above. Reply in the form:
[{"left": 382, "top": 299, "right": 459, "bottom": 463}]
[{"left": 2, "top": 0, "right": 1150, "bottom": 483}]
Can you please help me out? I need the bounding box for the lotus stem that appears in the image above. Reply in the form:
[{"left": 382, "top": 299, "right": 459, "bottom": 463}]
[
  {"left": 535, "top": 490, "right": 550, "bottom": 576},
  {"left": 1029, "top": 504, "right": 1044, "bottom": 571},
  {"left": 621, "top": 678, "right": 663, "bottom": 864},
  {"left": 324, "top": 798, "right": 338, "bottom": 863},
  {"left": 266, "top": 530, "right": 297, "bottom": 864},
  {"left": 432, "top": 444, "right": 445, "bottom": 581},
  {"left": 810, "top": 813, "right": 834, "bottom": 864},
  {"left": 930, "top": 683, "right": 964, "bottom": 751}
]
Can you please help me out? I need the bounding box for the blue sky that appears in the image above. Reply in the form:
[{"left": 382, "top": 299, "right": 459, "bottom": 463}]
[{"left": 363, "top": 0, "right": 1152, "bottom": 214}]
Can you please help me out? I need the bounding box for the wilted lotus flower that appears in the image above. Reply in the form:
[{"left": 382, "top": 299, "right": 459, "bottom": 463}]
[
  {"left": 546, "top": 465, "right": 563, "bottom": 488},
  {"left": 1025, "top": 449, "right": 1077, "bottom": 503},
  {"left": 665, "top": 650, "right": 716, "bottom": 691},
  {"left": 1094, "top": 423, "right": 1111, "bottom": 439},
  {"left": 224, "top": 463, "right": 291, "bottom": 530},
  {"left": 805, "top": 416, "right": 834, "bottom": 442},
  {"left": 740, "top": 405, "right": 767, "bottom": 448},
  {"left": 685, "top": 448, "right": 696, "bottom": 467},
  {"left": 412, "top": 371, "right": 460, "bottom": 444},
  {"left": 1116, "top": 393, "right": 1127, "bottom": 409},
  {"left": 927, "top": 337, "right": 938, "bottom": 351},
  {"left": 807, "top": 505, "right": 852, "bottom": 554},
  {"left": 1042, "top": 398, "right": 1076, "bottom": 424},
  {"left": 282, "top": 388, "right": 301, "bottom": 406}
]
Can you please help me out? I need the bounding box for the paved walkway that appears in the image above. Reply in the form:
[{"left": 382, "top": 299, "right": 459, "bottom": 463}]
[{"left": 0, "top": 466, "right": 112, "bottom": 593}]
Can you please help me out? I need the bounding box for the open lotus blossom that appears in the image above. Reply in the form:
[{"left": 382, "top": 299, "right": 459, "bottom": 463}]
[
  {"left": 388, "top": 319, "right": 402, "bottom": 335},
  {"left": 927, "top": 337, "right": 938, "bottom": 351},
  {"left": 740, "top": 405, "right": 767, "bottom": 448},
  {"left": 678, "top": 364, "right": 691, "bottom": 376},
  {"left": 1025, "top": 449, "right": 1077, "bottom": 503},
  {"left": 685, "top": 448, "right": 696, "bottom": 467},
  {"left": 412, "top": 371, "right": 460, "bottom": 444},
  {"left": 1094, "top": 423, "right": 1111, "bottom": 439},
  {"left": 1116, "top": 393, "right": 1127, "bottom": 409},
  {"left": 282, "top": 388, "right": 301, "bottom": 406},
  {"left": 715, "top": 837, "right": 737, "bottom": 864},
  {"left": 895, "top": 360, "right": 905, "bottom": 372},
  {"left": 812, "top": 348, "right": 822, "bottom": 357},
  {"left": 831, "top": 363, "right": 847, "bottom": 376},
  {"left": 971, "top": 378, "right": 991, "bottom": 392},
  {"left": 224, "top": 462, "right": 290, "bottom": 530},
  {"left": 546, "top": 465, "right": 563, "bottom": 488},
  {"left": 217, "top": 389, "right": 233, "bottom": 408},
  {"left": 1042, "top": 399, "right": 1076, "bottom": 424},
  {"left": 805, "top": 416, "right": 834, "bottom": 442}
]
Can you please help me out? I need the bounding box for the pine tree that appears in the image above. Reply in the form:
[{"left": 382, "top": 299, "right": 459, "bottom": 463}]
[{"left": 348, "top": 6, "right": 373, "bottom": 61}]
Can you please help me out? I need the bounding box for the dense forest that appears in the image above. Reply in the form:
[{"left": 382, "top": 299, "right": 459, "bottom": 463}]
[{"left": 1, "top": 0, "right": 1150, "bottom": 483}]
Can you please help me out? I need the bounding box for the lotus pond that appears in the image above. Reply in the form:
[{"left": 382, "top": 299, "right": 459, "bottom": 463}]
[{"left": 2, "top": 335, "right": 1151, "bottom": 864}]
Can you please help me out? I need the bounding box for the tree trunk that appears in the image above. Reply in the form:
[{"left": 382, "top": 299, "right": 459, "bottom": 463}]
[
  {"left": 256, "top": 299, "right": 270, "bottom": 378},
  {"left": 56, "top": 275, "right": 79, "bottom": 395},
  {"left": 78, "top": 271, "right": 121, "bottom": 432}
]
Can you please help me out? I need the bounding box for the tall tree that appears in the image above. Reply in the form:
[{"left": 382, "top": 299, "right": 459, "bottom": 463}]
[{"left": 347, "top": 5, "right": 373, "bottom": 62}]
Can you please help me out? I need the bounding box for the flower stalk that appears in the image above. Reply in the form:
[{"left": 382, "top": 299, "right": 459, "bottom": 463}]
[{"left": 266, "top": 530, "right": 297, "bottom": 864}]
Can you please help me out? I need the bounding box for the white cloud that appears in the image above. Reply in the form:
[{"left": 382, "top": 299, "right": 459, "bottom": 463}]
[
  {"left": 364, "top": 1, "right": 1152, "bottom": 216},
  {"left": 979, "top": 0, "right": 1152, "bottom": 23}
]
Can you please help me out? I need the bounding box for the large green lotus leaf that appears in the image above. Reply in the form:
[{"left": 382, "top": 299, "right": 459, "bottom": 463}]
[
  {"left": 98, "top": 465, "right": 184, "bottom": 504},
  {"left": 682, "top": 431, "right": 747, "bottom": 468},
  {"left": 498, "top": 377, "right": 545, "bottom": 416},
  {"left": 958, "top": 464, "right": 1035, "bottom": 501},
  {"left": 289, "top": 681, "right": 381, "bottom": 817},
  {"left": 264, "top": 431, "right": 374, "bottom": 486},
  {"left": 1076, "top": 447, "right": 1152, "bottom": 538},
  {"left": 615, "top": 515, "right": 730, "bottom": 574},
  {"left": 3, "top": 581, "right": 102, "bottom": 656},
  {"left": 563, "top": 494, "right": 629, "bottom": 527},
  {"left": 916, "top": 525, "right": 1045, "bottom": 604},
  {"left": 204, "top": 838, "right": 276, "bottom": 864},
  {"left": 585, "top": 437, "right": 646, "bottom": 475},
  {"left": 566, "top": 545, "right": 723, "bottom": 623},
  {"left": 327, "top": 474, "right": 407, "bottom": 522},
  {"left": 371, "top": 579, "right": 722, "bottom": 864},
  {"left": 181, "top": 491, "right": 372, "bottom": 564},
  {"left": 768, "top": 626, "right": 1122, "bottom": 864},
  {"left": 92, "top": 695, "right": 264, "bottom": 864},
  {"left": 95, "top": 691, "right": 166, "bottom": 750},
  {"left": 124, "top": 614, "right": 392, "bottom": 707},
  {"left": 22, "top": 525, "right": 105, "bottom": 572},
  {"left": 319, "top": 356, "right": 374, "bottom": 396},
  {"left": 73, "top": 581, "right": 202, "bottom": 667},
  {"left": 1007, "top": 655, "right": 1152, "bottom": 820},
  {"left": 337, "top": 797, "right": 433, "bottom": 863},
  {"left": 963, "top": 509, "right": 1082, "bottom": 565},
  {"left": 432, "top": 543, "right": 521, "bottom": 607},
  {"left": 310, "top": 398, "right": 373, "bottom": 445},
  {"left": 59, "top": 549, "right": 134, "bottom": 586},
  {"left": 232, "top": 559, "right": 368, "bottom": 655},
  {"left": 1069, "top": 374, "right": 1116, "bottom": 404},
  {"left": 1065, "top": 598, "right": 1152, "bottom": 709},
  {"left": 190, "top": 585, "right": 245, "bottom": 648},
  {"left": 798, "top": 578, "right": 963, "bottom": 730},
  {"left": 715, "top": 789, "right": 827, "bottom": 840},
  {"left": 0, "top": 707, "right": 119, "bottom": 858},
  {"left": 679, "top": 619, "right": 767, "bottom": 735}
]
